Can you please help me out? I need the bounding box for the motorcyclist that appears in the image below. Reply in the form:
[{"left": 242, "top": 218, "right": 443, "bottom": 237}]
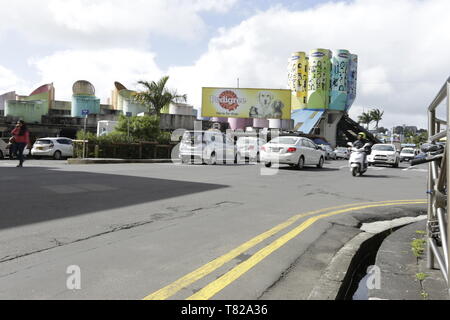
[{"left": 352, "top": 132, "right": 372, "bottom": 167}]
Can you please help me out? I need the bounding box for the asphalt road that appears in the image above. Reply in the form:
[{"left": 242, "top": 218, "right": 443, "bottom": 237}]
[{"left": 0, "top": 159, "right": 428, "bottom": 300}]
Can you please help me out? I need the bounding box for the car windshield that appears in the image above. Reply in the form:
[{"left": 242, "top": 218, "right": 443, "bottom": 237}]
[
  {"left": 373, "top": 145, "right": 395, "bottom": 151},
  {"left": 182, "top": 132, "right": 206, "bottom": 143},
  {"left": 402, "top": 149, "right": 414, "bottom": 154},
  {"left": 35, "top": 140, "right": 53, "bottom": 145},
  {"left": 270, "top": 137, "right": 299, "bottom": 145}
]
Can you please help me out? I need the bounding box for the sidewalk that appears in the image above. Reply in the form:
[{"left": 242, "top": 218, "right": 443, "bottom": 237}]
[{"left": 369, "top": 220, "right": 449, "bottom": 300}]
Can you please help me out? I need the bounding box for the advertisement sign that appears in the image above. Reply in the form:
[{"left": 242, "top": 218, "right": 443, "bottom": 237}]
[
  {"left": 307, "top": 49, "right": 332, "bottom": 110},
  {"left": 288, "top": 52, "right": 308, "bottom": 110},
  {"left": 330, "top": 49, "right": 350, "bottom": 111},
  {"left": 202, "top": 87, "right": 292, "bottom": 120}
]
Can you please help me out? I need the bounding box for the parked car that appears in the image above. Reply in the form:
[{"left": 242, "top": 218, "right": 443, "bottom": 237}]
[
  {"left": 236, "top": 136, "right": 267, "bottom": 163},
  {"left": 261, "top": 136, "right": 325, "bottom": 169},
  {"left": 0, "top": 139, "right": 7, "bottom": 159},
  {"left": 179, "top": 130, "right": 236, "bottom": 165},
  {"left": 0, "top": 138, "right": 30, "bottom": 159},
  {"left": 399, "top": 147, "right": 416, "bottom": 162},
  {"left": 31, "top": 138, "right": 74, "bottom": 160},
  {"left": 367, "top": 144, "right": 400, "bottom": 167},
  {"left": 334, "top": 147, "right": 350, "bottom": 160},
  {"left": 319, "top": 144, "right": 337, "bottom": 160}
]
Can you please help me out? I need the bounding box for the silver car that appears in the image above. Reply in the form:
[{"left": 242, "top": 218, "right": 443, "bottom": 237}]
[
  {"left": 236, "top": 137, "right": 267, "bottom": 163},
  {"left": 261, "top": 136, "right": 325, "bottom": 169}
]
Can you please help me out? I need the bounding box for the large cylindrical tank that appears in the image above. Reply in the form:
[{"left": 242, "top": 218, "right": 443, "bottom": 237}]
[
  {"left": 71, "top": 95, "right": 100, "bottom": 117},
  {"left": 71, "top": 80, "right": 100, "bottom": 117},
  {"left": 282, "top": 119, "right": 294, "bottom": 130},
  {"left": 228, "top": 118, "right": 249, "bottom": 130},
  {"left": 288, "top": 52, "right": 308, "bottom": 110},
  {"left": 119, "top": 90, "right": 146, "bottom": 116},
  {"left": 345, "top": 54, "right": 358, "bottom": 112},
  {"left": 329, "top": 50, "right": 350, "bottom": 111},
  {"left": 73, "top": 80, "right": 95, "bottom": 96},
  {"left": 307, "top": 49, "right": 332, "bottom": 110},
  {"left": 253, "top": 119, "right": 269, "bottom": 128},
  {"left": 269, "top": 119, "right": 282, "bottom": 129}
]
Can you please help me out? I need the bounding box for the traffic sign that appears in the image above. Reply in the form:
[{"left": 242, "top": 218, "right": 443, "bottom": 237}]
[{"left": 82, "top": 110, "right": 90, "bottom": 116}]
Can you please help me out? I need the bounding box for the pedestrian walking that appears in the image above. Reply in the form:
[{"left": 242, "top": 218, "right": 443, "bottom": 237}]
[{"left": 11, "top": 120, "right": 31, "bottom": 167}]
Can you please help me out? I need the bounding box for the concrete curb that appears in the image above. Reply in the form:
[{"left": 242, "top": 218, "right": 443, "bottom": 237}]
[
  {"left": 308, "top": 216, "right": 427, "bottom": 300},
  {"left": 67, "top": 158, "right": 174, "bottom": 165}
]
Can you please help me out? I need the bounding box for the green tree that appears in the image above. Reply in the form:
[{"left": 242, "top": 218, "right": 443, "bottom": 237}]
[
  {"left": 115, "top": 115, "right": 161, "bottom": 142},
  {"left": 358, "top": 112, "right": 373, "bottom": 130},
  {"left": 133, "top": 76, "right": 187, "bottom": 116},
  {"left": 370, "top": 109, "right": 384, "bottom": 130},
  {"left": 406, "top": 131, "right": 428, "bottom": 146}
]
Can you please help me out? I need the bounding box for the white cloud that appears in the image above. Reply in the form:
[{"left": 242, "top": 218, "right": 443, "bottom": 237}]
[
  {"left": 4, "top": 0, "right": 450, "bottom": 130},
  {"left": 0, "top": 0, "right": 238, "bottom": 47},
  {"left": 168, "top": 0, "right": 450, "bottom": 129},
  {"left": 0, "top": 65, "right": 30, "bottom": 94},
  {"left": 29, "top": 49, "right": 163, "bottom": 102}
]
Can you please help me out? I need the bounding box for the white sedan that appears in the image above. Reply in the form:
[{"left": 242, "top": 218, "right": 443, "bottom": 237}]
[
  {"left": 334, "top": 147, "right": 350, "bottom": 160},
  {"left": 261, "top": 136, "right": 325, "bottom": 169},
  {"left": 31, "top": 138, "right": 74, "bottom": 160}
]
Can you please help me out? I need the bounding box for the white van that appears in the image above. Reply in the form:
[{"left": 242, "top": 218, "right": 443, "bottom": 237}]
[{"left": 179, "top": 130, "right": 236, "bottom": 165}]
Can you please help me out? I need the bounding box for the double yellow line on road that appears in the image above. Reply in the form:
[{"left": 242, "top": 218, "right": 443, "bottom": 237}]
[{"left": 144, "top": 199, "right": 426, "bottom": 301}]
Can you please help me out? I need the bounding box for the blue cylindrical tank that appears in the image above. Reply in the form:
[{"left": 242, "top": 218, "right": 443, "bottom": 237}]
[
  {"left": 71, "top": 95, "right": 100, "bottom": 117},
  {"left": 330, "top": 49, "right": 350, "bottom": 111}
]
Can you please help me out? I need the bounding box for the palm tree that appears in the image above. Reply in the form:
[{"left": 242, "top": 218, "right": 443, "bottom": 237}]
[
  {"left": 358, "top": 112, "right": 373, "bottom": 130},
  {"left": 370, "top": 109, "right": 384, "bottom": 131},
  {"left": 134, "top": 76, "right": 187, "bottom": 116}
]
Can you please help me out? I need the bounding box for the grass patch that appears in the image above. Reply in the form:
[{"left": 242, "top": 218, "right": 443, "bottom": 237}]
[
  {"left": 416, "top": 273, "right": 428, "bottom": 281},
  {"left": 411, "top": 238, "right": 426, "bottom": 257}
]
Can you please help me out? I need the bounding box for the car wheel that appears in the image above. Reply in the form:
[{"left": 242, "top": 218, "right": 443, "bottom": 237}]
[
  {"left": 265, "top": 162, "right": 272, "bottom": 168},
  {"left": 181, "top": 156, "right": 190, "bottom": 164},
  {"left": 0, "top": 150, "right": 3, "bottom": 159},
  {"left": 208, "top": 152, "right": 217, "bottom": 165},
  {"left": 317, "top": 157, "right": 324, "bottom": 169},
  {"left": 53, "top": 151, "right": 62, "bottom": 160},
  {"left": 297, "top": 156, "right": 305, "bottom": 170},
  {"left": 236, "top": 152, "right": 243, "bottom": 164},
  {"left": 393, "top": 160, "right": 399, "bottom": 168}
]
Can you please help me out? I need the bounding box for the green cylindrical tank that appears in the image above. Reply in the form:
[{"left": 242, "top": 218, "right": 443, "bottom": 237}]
[{"left": 307, "top": 49, "right": 332, "bottom": 110}]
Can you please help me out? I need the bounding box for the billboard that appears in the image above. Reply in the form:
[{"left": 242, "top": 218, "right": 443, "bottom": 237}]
[{"left": 202, "top": 87, "right": 292, "bottom": 120}]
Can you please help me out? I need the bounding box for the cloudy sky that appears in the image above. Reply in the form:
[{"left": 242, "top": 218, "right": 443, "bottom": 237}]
[{"left": 1, "top": 0, "right": 449, "bottom": 129}]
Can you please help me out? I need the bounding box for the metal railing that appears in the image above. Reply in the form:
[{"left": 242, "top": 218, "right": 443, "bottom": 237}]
[{"left": 427, "top": 76, "right": 450, "bottom": 291}]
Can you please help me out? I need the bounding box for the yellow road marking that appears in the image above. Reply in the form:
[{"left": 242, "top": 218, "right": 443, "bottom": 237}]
[
  {"left": 186, "top": 201, "right": 426, "bottom": 300},
  {"left": 143, "top": 199, "right": 425, "bottom": 300}
]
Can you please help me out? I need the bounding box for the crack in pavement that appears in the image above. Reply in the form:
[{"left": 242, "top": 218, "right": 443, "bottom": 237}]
[{"left": 0, "top": 201, "right": 245, "bottom": 264}]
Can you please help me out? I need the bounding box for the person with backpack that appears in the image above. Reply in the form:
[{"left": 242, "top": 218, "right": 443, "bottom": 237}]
[{"left": 11, "top": 120, "right": 31, "bottom": 167}]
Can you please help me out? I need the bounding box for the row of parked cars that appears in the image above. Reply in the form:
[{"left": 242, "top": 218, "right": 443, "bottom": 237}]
[
  {"left": 178, "top": 130, "right": 424, "bottom": 169},
  {"left": 0, "top": 137, "right": 74, "bottom": 160},
  {"left": 179, "top": 131, "right": 343, "bottom": 169}
]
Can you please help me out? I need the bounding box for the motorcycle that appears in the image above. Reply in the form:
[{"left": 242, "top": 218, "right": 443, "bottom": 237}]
[{"left": 347, "top": 142, "right": 371, "bottom": 177}]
